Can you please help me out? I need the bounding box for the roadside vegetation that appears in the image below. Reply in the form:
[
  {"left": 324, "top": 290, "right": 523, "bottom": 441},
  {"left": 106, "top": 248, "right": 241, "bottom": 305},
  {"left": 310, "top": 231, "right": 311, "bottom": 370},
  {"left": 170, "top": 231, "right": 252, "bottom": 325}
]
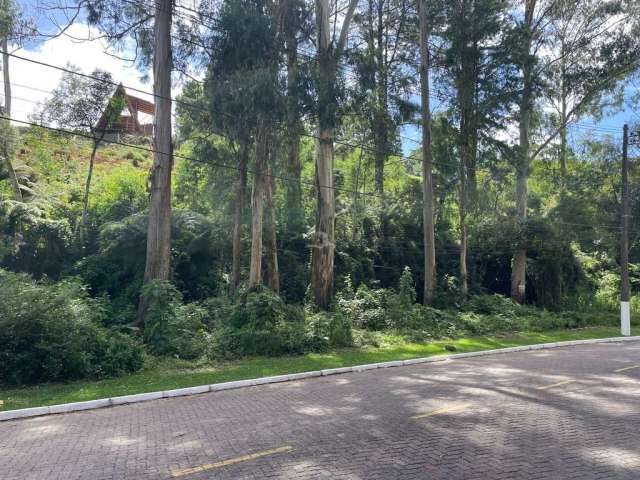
[
  {"left": 0, "top": 326, "right": 624, "bottom": 411},
  {"left": 1, "top": 1, "right": 639, "bottom": 411}
]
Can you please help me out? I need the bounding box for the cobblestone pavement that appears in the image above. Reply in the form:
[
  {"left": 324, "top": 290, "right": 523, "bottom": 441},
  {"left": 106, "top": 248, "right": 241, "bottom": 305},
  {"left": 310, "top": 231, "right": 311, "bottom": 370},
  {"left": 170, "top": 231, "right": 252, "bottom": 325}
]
[{"left": 1, "top": 342, "right": 640, "bottom": 480}]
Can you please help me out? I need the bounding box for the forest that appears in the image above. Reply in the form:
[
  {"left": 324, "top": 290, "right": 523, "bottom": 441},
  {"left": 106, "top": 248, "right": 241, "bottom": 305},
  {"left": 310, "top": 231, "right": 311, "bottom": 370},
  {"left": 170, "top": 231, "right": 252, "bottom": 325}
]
[{"left": 1, "top": 0, "right": 640, "bottom": 388}]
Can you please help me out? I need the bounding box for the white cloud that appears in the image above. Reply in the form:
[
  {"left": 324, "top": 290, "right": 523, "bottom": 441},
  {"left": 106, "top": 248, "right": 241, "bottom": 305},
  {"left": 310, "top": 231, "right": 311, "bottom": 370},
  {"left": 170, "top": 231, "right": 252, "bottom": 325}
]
[{"left": 6, "top": 23, "right": 183, "bottom": 126}]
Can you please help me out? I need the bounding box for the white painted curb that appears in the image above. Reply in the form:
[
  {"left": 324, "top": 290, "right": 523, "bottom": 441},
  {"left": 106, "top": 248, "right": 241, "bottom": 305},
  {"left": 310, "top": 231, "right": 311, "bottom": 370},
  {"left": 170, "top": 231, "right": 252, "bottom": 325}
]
[{"left": 1, "top": 335, "right": 638, "bottom": 422}]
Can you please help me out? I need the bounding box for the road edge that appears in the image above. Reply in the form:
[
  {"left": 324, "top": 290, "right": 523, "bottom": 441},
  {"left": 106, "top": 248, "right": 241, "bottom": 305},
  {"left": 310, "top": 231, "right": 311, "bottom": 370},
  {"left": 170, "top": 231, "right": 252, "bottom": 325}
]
[{"left": 2, "top": 335, "right": 639, "bottom": 422}]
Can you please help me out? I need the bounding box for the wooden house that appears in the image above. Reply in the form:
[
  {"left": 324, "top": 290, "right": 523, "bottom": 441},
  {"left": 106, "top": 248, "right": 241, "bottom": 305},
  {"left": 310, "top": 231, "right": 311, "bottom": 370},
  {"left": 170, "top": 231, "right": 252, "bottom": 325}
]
[{"left": 95, "top": 84, "right": 154, "bottom": 140}]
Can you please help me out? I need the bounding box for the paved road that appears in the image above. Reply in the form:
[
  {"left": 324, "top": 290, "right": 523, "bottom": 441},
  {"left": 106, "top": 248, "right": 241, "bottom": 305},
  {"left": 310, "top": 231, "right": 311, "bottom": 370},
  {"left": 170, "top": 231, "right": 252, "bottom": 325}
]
[{"left": 1, "top": 342, "right": 640, "bottom": 480}]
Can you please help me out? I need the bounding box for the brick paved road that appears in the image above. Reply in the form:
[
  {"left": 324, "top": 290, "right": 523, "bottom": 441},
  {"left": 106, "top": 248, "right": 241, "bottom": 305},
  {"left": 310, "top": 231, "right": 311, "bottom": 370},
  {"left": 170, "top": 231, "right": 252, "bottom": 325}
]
[{"left": 1, "top": 342, "right": 640, "bottom": 479}]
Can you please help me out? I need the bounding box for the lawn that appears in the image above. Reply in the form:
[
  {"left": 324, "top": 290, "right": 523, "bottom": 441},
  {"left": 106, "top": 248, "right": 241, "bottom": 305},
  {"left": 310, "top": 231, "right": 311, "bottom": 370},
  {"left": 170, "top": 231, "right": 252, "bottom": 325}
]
[{"left": 0, "top": 326, "right": 624, "bottom": 412}]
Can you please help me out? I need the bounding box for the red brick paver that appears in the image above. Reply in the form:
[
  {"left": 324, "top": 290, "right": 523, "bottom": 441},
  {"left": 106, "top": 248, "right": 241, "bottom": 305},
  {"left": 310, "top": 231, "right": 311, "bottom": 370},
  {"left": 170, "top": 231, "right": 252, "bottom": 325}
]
[{"left": 1, "top": 342, "right": 639, "bottom": 479}]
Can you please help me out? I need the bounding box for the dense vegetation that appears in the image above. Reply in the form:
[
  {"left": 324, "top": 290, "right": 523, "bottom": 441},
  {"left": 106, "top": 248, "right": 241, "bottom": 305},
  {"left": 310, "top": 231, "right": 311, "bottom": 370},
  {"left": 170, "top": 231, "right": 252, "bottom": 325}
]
[{"left": 1, "top": 0, "right": 639, "bottom": 387}]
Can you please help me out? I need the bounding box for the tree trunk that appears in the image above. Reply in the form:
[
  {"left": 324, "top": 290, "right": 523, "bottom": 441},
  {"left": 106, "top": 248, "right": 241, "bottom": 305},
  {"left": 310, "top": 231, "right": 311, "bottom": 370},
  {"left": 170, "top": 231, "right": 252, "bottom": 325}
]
[
  {"left": 418, "top": 0, "right": 436, "bottom": 305},
  {"left": 311, "top": 0, "right": 357, "bottom": 308},
  {"left": 312, "top": 126, "right": 335, "bottom": 308},
  {"left": 510, "top": 0, "right": 536, "bottom": 304},
  {"left": 371, "top": 0, "right": 388, "bottom": 195},
  {"left": 559, "top": 63, "right": 568, "bottom": 192},
  {"left": 373, "top": 114, "right": 388, "bottom": 195},
  {"left": 1, "top": 36, "right": 20, "bottom": 202},
  {"left": 137, "top": 0, "right": 173, "bottom": 324},
  {"left": 459, "top": 167, "right": 469, "bottom": 297},
  {"left": 285, "top": 30, "right": 303, "bottom": 236},
  {"left": 2, "top": 37, "right": 11, "bottom": 118},
  {"left": 455, "top": 2, "right": 477, "bottom": 300},
  {"left": 248, "top": 120, "right": 269, "bottom": 289},
  {"left": 2, "top": 36, "right": 22, "bottom": 252},
  {"left": 311, "top": 0, "right": 336, "bottom": 309},
  {"left": 80, "top": 139, "right": 100, "bottom": 244},
  {"left": 558, "top": 33, "right": 568, "bottom": 191},
  {"left": 265, "top": 163, "right": 279, "bottom": 293},
  {"left": 231, "top": 140, "right": 248, "bottom": 293}
]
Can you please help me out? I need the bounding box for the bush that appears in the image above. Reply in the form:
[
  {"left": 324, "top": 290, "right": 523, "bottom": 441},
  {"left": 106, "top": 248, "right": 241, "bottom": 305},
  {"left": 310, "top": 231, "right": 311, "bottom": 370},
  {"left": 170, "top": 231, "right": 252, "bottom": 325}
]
[
  {"left": 463, "top": 294, "right": 524, "bottom": 316},
  {"left": 0, "top": 269, "right": 144, "bottom": 385},
  {"left": 404, "top": 305, "right": 458, "bottom": 337},
  {"left": 338, "top": 284, "right": 390, "bottom": 330},
  {"left": 307, "top": 311, "right": 353, "bottom": 349},
  {"left": 141, "top": 281, "right": 207, "bottom": 360},
  {"left": 210, "top": 288, "right": 309, "bottom": 358},
  {"left": 94, "top": 330, "right": 146, "bottom": 378}
]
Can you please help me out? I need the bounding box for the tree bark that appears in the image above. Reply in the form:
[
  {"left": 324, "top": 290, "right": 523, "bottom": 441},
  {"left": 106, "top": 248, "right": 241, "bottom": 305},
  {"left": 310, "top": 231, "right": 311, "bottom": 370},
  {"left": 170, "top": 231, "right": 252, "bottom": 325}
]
[
  {"left": 455, "top": 1, "right": 477, "bottom": 299},
  {"left": 559, "top": 53, "right": 568, "bottom": 191},
  {"left": 231, "top": 140, "right": 248, "bottom": 292},
  {"left": 265, "top": 163, "right": 279, "bottom": 293},
  {"left": 369, "top": 0, "right": 389, "bottom": 195},
  {"left": 459, "top": 210, "right": 468, "bottom": 297},
  {"left": 312, "top": 125, "right": 336, "bottom": 308},
  {"left": 2, "top": 37, "right": 11, "bottom": 118},
  {"left": 373, "top": 111, "right": 388, "bottom": 195},
  {"left": 510, "top": 0, "right": 536, "bottom": 304},
  {"left": 2, "top": 36, "right": 22, "bottom": 253},
  {"left": 285, "top": 30, "right": 303, "bottom": 235},
  {"left": 248, "top": 120, "right": 269, "bottom": 289},
  {"left": 138, "top": 0, "right": 173, "bottom": 324},
  {"left": 311, "top": 0, "right": 357, "bottom": 308},
  {"left": 80, "top": 139, "right": 100, "bottom": 244},
  {"left": 1, "top": 36, "right": 20, "bottom": 202},
  {"left": 311, "top": 0, "right": 336, "bottom": 309},
  {"left": 418, "top": 0, "right": 436, "bottom": 305}
]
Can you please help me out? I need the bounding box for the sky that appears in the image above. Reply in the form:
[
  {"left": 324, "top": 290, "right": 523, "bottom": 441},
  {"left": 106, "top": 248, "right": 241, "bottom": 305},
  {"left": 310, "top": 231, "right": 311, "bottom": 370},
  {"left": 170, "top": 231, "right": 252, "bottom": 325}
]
[
  {"left": 7, "top": 22, "right": 161, "bottom": 125},
  {"left": 5, "top": 1, "right": 640, "bottom": 155}
]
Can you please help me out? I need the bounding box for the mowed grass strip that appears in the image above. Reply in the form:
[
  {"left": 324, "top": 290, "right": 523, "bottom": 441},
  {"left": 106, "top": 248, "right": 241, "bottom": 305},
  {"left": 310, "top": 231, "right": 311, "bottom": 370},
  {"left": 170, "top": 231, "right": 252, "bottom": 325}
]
[{"left": 0, "top": 326, "right": 624, "bottom": 412}]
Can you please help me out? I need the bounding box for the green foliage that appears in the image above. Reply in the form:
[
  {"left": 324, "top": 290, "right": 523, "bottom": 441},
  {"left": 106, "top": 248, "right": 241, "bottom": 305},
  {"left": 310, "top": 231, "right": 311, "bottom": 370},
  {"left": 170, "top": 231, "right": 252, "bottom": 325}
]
[
  {"left": 41, "top": 66, "right": 120, "bottom": 136},
  {"left": 338, "top": 283, "right": 391, "bottom": 330},
  {"left": 0, "top": 199, "right": 76, "bottom": 279},
  {"left": 307, "top": 311, "right": 354, "bottom": 349},
  {"left": 141, "top": 281, "right": 207, "bottom": 360},
  {"left": 0, "top": 269, "right": 144, "bottom": 385},
  {"left": 397, "top": 266, "right": 417, "bottom": 306},
  {"left": 210, "top": 288, "right": 309, "bottom": 358}
]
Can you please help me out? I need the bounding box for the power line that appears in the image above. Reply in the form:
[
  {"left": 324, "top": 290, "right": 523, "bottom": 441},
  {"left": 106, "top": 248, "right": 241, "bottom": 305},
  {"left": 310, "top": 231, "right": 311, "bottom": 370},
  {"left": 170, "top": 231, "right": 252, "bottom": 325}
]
[
  {"left": 2, "top": 111, "right": 628, "bottom": 234},
  {"left": 0, "top": 113, "right": 391, "bottom": 199},
  {"left": 4, "top": 78, "right": 629, "bottom": 192},
  {"left": 2, "top": 52, "right": 626, "bottom": 184}
]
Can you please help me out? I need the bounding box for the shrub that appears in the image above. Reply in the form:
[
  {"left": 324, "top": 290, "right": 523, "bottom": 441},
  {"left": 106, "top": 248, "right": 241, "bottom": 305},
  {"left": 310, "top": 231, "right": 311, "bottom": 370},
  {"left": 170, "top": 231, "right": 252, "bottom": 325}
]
[
  {"left": 210, "top": 289, "right": 308, "bottom": 358},
  {"left": 329, "top": 311, "right": 353, "bottom": 347},
  {"left": 387, "top": 267, "right": 418, "bottom": 329},
  {"left": 141, "top": 280, "right": 207, "bottom": 360},
  {"left": 338, "top": 284, "right": 390, "bottom": 330},
  {"left": 463, "top": 294, "right": 523, "bottom": 316},
  {"left": 397, "top": 266, "right": 417, "bottom": 306},
  {"left": 406, "top": 305, "right": 458, "bottom": 337},
  {"left": 307, "top": 311, "right": 353, "bottom": 349},
  {"left": 0, "top": 269, "right": 144, "bottom": 385},
  {"left": 93, "top": 330, "right": 146, "bottom": 378}
]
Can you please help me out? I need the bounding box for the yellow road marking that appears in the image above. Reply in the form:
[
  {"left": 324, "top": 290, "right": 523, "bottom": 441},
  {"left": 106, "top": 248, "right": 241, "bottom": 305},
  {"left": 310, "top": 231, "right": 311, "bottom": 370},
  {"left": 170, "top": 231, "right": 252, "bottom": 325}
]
[
  {"left": 536, "top": 379, "right": 575, "bottom": 390},
  {"left": 171, "top": 445, "right": 293, "bottom": 478},
  {"left": 615, "top": 365, "right": 640, "bottom": 373},
  {"left": 411, "top": 403, "right": 472, "bottom": 420}
]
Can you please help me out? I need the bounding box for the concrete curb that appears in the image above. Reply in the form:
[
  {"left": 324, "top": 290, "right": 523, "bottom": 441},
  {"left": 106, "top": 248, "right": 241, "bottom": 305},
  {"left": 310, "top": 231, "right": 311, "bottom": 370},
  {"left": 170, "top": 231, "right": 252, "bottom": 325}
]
[{"left": 2, "top": 335, "right": 638, "bottom": 422}]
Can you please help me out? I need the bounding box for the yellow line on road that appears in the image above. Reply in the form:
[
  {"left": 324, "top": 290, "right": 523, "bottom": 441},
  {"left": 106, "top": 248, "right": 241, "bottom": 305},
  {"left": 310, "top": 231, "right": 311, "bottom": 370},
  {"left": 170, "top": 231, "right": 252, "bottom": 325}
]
[
  {"left": 536, "top": 379, "right": 575, "bottom": 390},
  {"left": 171, "top": 445, "right": 293, "bottom": 478},
  {"left": 411, "top": 403, "right": 472, "bottom": 420},
  {"left": 615, "top": 365, "right": 640, "bottom": 373}
]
